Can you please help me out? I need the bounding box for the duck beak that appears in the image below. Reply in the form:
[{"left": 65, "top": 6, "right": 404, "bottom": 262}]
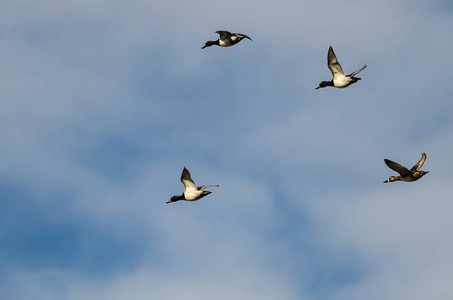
[{"left": 166, "top": 199, "right": 172, "bottom": 203}]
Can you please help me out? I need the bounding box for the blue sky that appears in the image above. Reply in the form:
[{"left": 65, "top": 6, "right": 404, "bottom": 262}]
[{"left": 1, "top": 0, "right": 453, "bottom": 299}]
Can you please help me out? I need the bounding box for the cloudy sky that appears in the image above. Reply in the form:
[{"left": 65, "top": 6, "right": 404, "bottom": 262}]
[{"left": 1, "top": 0, "right": 452, "bottom": 299}]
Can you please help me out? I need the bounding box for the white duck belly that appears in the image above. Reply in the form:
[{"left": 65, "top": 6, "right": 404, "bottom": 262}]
[
  {"left": 184, "top": 189, "right": 204, "bottom": 201},
  {"left": 333, "top": 76, "right": 353, "bottom": 88}
]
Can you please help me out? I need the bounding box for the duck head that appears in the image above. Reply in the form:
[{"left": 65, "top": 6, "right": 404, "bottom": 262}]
[
  {"left": 315, "top": 81, "right": 334, "bottom": 89},
  {"left": 383, "top": 176, "right": 401, "bottom": 183},
  {"left": 166, "top": 195, "right": 185, "bottom": 203},
  {"left": 201, "top": 40, "right": 219, "bottom": 49}
]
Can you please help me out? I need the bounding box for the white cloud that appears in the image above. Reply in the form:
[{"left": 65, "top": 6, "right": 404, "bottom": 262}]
[{"left": 1, "top": 0, "right": 453, "bottom": 299}]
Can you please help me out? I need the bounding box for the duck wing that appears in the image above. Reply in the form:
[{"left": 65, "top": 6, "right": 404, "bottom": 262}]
[
  {"left": 384, "top": 159, "right": 411, "bottom": 176},
  {"left": 410, "top": 153, "right": 427, "bottom": 172},
  {"left": 346, "top": 65, "right": 367, "bottom": 78},
  {"left": 327, "top": 46, "right": 345, "bottom": 79},
  {"left": 181, "top": 167, "right": 197, "bottom": 190},
  {"left": 235, "top": 33, "right": 252, "bottom": 41},
  {"left": 197, "top": 185, "right": 219, "bottom": 191},
  {"left": 215, "top": 30, "right": 233, "bottom": 40}
]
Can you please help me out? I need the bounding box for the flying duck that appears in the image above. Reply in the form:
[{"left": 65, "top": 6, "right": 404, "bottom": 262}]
[
  {"left": 383, "top": 153, "right": 429, "bottom": 183},
  {"left": 201, "top": 30, "right": 252, "bottom": 49},
  {"left": 315, "top": 46, "right": 367, "bottom": 89},
  {"left": 167, "top": 167, "right": 219, "bottom": 203}
]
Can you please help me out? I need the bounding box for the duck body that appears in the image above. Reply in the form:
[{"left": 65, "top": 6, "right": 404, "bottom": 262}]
[
  {"left": 167, "top": 167, "right": 219, "bottom": 203},
  {"left": 316, "top": 46, "right": 366, "bottom": 89},
  {"left": 202, "top": 30, "right": 252, "bottom": 49},
  {"left": 384, "top": 153, "right": 429, "bottom": 183}
]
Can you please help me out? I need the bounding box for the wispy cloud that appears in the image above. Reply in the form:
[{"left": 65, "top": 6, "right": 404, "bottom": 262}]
[{"left": 1, "top": 0, "right": 452, "bottom": 299}]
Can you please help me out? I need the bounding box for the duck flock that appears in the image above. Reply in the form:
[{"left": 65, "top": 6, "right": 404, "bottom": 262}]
[{"left": 168, "top": 30, "right": 429, "bottom": 204}]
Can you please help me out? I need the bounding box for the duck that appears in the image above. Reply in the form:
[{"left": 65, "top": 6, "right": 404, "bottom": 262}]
[
  {"left": 201, "top": 30, "right": 252, "bottom": 49},
  {"left": 167, "top": 167, "right": 219, "bottom": 203},
  {"left": 383, "top": 153, "right": 429, "bottom": 183},
  {"left": 315, "top": 46, "right": 367, "bottom": 89}
]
